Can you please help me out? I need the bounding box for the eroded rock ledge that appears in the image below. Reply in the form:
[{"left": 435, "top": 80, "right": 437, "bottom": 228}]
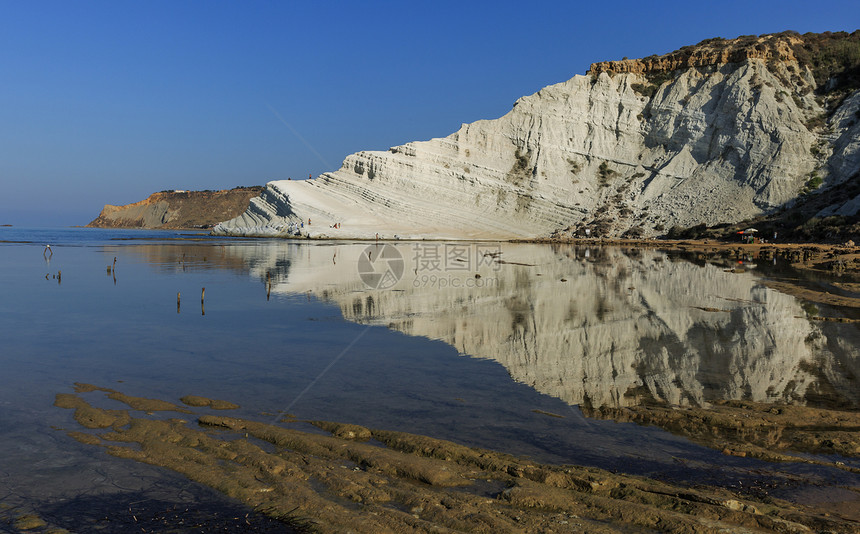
[{"left": 588, "top": 32, "right": 803, "bottom": 76}]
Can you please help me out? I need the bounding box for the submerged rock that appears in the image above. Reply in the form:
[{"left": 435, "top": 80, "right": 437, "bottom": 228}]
[
  {"left": 180, "top": 395, "right": 240, "bottom": 410},
  {"left": 52, "top": 385, "right": 860, "bottom": 532}
]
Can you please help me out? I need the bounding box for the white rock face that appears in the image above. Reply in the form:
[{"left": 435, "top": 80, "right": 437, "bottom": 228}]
[
  {"left": 214, "top": 58, "right": 858, "bottom": 239},
  {"left": 816, "top": 91, "right": 860, "bottom": 217},
  {"left": 212, "top": 242, "right": 860, "bottom": 411}
]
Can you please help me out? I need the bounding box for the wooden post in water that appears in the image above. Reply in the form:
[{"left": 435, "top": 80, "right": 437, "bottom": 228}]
[{"left": 177, "top": 292, "right": 181, "bottom": 314}]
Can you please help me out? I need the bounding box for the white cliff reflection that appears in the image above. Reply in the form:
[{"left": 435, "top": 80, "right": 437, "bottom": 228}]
[{"left": 132, "top": 242, "right": 860, "bottom": 411}]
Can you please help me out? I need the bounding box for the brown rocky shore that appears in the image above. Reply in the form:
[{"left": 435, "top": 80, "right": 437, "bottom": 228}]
[
  {"left": 87, "top": 187, "right": 262, "bottom": 229},
  {"left": 48, "top": 384, "right": 860, "bottom": 533}
]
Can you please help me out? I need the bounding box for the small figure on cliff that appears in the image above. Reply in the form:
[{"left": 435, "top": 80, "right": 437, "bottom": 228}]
[
  {"left": 308, "top": 218, "right": 311, "bottom": 226},
  {"left": 308, "top": 173, "right": 312, "bottom": 180}
]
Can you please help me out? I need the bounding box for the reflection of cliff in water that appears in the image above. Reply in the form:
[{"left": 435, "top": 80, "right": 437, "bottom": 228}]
[
  {"left": 220, "top": 242, "right": 860, "bottom": 411},
  {"left": 112, "top": 242, "right": 295, "bottom": 279}
]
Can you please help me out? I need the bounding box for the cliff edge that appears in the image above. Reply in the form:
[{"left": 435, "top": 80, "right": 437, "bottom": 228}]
[{"left": 87, "top": 187, "right": 263, "bottom": 229}]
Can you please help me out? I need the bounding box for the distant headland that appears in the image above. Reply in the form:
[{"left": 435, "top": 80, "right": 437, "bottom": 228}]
[{"left": 86, "top": 186, "right": 262, "bottom": 230}]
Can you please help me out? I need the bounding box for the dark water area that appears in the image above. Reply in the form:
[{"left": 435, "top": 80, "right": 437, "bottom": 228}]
[
  {"left": 1, "top": 228, "right": 858, "bottom": 531},
  {"left": 0, "top": 226, "right": 216, "bottom": 246}
]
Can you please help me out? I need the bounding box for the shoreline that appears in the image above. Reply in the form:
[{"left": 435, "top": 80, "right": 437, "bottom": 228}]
[
  {"left": 75, "top": 224, "right": 860, "bottom": 251},
  {"left": 26, "top": 226, "right": 860, "bottom": 310}
]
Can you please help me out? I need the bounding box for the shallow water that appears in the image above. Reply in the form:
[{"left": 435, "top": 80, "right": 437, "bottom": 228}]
[{"left": 1, "top": 228, "right": 859, "bottom": 529}]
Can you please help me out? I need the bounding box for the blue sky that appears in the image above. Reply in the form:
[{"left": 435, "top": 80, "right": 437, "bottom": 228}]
[{"left": 0, "top": 1, "right": 856, "bottom": 226}]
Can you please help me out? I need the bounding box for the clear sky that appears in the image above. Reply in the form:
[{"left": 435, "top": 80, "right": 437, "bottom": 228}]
[{"left": 1, "top": 1, "right": 856, "bottom": 226}]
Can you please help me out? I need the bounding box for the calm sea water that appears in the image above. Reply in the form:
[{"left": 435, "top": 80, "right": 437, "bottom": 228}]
[{"left": 1, "top": 227, "right": 858, "bottom": 529}]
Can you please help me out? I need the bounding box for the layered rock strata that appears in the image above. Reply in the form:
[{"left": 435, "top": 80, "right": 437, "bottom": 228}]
[{"left": 214, "top": 32, "right": 860, "bottom": 239}]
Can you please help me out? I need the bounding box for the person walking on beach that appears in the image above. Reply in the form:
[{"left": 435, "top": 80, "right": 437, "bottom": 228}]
[{"left": 43, "top": 244, "right": 52, "bottom": 257}]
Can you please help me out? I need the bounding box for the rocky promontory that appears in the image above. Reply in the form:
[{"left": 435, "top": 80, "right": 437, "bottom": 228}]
[
  {"left": 87, "top": 187, "right": 262, "bottom": 229},
  {"left": 214, "top": 30, "right": 860, "bottom": 240}
]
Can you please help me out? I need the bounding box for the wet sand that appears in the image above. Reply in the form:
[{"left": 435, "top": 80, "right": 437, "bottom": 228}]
[{"left": 51, "top": 385, "right": 860, "bottom": 533}]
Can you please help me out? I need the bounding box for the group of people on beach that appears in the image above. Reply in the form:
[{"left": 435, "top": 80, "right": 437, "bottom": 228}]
[
  {"left": 285, "top": 221, "right": 303, "bottom": 235},
  {"left": 283, "top": 218, "right": 343, "bottom": 235}
]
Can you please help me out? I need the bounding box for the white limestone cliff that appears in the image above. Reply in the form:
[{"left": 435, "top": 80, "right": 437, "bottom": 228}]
[{"left": 213, "top": 33, "right": 860, "bottom": 239}]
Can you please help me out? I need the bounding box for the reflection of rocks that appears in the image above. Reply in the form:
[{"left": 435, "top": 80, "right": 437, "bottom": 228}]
[
  {"left": 215, "top": 243, "right": 860, "bottom": 412},
  {"left": 113, "top": 243, "right": 265, "bottom": 276}
]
